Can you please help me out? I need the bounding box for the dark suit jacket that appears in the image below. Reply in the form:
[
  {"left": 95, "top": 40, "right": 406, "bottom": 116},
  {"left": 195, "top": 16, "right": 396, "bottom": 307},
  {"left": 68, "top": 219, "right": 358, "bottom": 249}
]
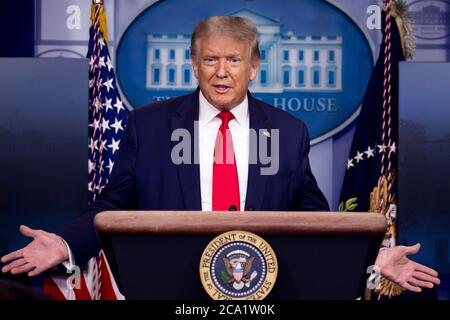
[{"left": 58, "top": 89, "right": 329, "bottom": 265}]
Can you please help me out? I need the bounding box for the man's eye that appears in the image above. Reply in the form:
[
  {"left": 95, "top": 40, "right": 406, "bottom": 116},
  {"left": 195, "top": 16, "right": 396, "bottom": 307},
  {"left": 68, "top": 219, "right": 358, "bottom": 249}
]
[
  {"left": 230, "top": 58, "right": 240, "bottom": 63},
  {"left": 204, "top": 58, "right": 216, "bottom": 63}
]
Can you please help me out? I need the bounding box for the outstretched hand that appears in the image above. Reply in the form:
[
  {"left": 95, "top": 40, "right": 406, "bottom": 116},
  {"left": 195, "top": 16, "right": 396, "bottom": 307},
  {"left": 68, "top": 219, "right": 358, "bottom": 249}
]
[
  {"left": 1, "top": 225, "right": 69, "bottom": 277},
  {"left": 375, "top": 243, "right": 441, "bottom": 292}
]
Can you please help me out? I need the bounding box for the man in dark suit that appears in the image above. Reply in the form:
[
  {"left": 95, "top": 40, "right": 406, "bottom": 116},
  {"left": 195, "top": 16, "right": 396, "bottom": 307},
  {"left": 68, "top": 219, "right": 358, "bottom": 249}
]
[{"left": 1, "top": 16, "right": 440, "bottom": 293}]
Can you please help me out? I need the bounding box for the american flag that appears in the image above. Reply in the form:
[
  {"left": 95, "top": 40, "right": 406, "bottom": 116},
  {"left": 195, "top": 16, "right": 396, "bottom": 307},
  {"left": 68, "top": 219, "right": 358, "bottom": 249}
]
[
  {"left": 43, "top": 0, "right": 126, "bottom": 300},
  {"left": 87, "top": 0, "right": 128, "bottom": 204}
]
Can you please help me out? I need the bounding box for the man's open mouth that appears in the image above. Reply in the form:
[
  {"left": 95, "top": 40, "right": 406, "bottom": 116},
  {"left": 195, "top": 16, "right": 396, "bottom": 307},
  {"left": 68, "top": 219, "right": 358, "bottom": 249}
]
[{"left": 213, "top": 85, "right": 231, "bottom": 93}]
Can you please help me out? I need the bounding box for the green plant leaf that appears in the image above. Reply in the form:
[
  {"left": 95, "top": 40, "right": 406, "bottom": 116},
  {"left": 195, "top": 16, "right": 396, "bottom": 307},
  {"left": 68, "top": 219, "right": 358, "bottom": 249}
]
[{"left": 345, "top": 198, "right": 358, "bottom": 209}]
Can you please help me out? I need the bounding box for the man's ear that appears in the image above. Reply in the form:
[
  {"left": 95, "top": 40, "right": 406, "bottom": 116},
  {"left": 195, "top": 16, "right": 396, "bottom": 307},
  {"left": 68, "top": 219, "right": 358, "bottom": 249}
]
[
  {"left": 191, "top": 55, "right": 200, "bottom": 80},
  {"left": 249, "top": 59, "right": 260, "bottom": 81}
]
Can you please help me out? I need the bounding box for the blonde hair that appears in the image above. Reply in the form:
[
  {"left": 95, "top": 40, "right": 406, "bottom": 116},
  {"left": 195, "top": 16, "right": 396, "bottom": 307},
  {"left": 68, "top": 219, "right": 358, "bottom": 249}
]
[{"left": 191, "top": 16, "right": 260, "bottom": 64}]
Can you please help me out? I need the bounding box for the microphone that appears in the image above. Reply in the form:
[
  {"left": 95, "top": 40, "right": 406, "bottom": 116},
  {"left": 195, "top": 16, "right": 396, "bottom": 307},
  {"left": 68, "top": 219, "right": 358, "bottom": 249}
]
[{"left": 229, "top": 205, "right": 237, "bottom": 211}]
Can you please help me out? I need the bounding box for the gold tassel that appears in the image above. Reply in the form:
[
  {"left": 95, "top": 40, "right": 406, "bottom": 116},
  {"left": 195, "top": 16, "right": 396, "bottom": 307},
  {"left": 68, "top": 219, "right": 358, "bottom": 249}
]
[
  {"left": 388, "top": 0, "right": 416, "bottom": 60},
  {"left": 375, "top": 277, "right": 404, "bottom": 298},
  {"left": 90, "top": 0, "right": 109, "bottom": 44}
]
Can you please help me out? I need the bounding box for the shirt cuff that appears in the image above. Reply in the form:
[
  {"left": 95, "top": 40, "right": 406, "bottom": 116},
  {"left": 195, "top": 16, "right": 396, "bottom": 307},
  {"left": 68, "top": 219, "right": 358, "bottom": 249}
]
[{"left": 61, "top": 239, "right": 76, "bottom": 270}]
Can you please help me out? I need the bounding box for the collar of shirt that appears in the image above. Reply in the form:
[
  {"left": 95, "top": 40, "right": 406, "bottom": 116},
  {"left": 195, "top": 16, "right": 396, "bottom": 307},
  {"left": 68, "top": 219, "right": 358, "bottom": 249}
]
[{"left": 198, "top": 90, "right": 249, "bottom": 127}]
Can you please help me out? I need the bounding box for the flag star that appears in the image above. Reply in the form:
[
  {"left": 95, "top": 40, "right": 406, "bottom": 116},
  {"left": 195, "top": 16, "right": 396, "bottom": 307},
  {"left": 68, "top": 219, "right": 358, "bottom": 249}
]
[
  {"left": 99, "top": 139, "right": 108, "bottom": 151},
  {"left": 99, "top": 56, "right": 106, "bottom": 69},
  {"left": 347, "top": 158, "right": 354, "bottom": 170},
  {"left": 89, "top": 56, "right": 96, "bottom": 72},
  {"left": 88, "top": 138, "right": 97, "bottom": 153},
  {"left": 106, "top": 56, "right": 114, "bottom": 72},
  {"left": 99, "top": 37, "right": 105, "bottom": 49},
  {"left": 106, "top": 159, "right": 114, "bottom": 174},
  {"left": 94, "top": 78, "right": 102, "bottom": 90},
  {"left": 88, "top": 182, "right": 94, "bottom": 192},
  {"left": 99, "top": 160, "right": 105, "bottom": 173},
  {"left": 108, "top": 138, "right": 120, "bottom": 154},
  {"left": 377, "top": 144, "right": 387, "bottom": 154},
  {"left": 389, "top": 142, "right": 397, "bottom": 155},
  {"left": 103, "top": 98, "right": 113, "bottom": 113},
  {"left": 354, "top": 151, "right": 364, "bottom": 163},
  {"left": 88, "top": 159, "right": 95, "bottom": 174},
  {"left": 102, "top": 78, "right": 114, "bottom": 92},
  {"left": 92, "top": 97, "right": 102, "bottom": 111},
  {"left": 111, "top": 117, "right": 124, "bottom": 134},
  {"left": 365, "top": 146, "right": 375, "bottom": 158},
  {"left": 89, "top": 119, "right": 101, "bottom": 135},
  {"left": 114, "top": 99, "right": 125, "bottom": 113},
  {"left": 89, "top": 79, "right": 94, "bottom": 89},
  {"left": 101, "top": 118, "right": 110, "bottom": 133}
]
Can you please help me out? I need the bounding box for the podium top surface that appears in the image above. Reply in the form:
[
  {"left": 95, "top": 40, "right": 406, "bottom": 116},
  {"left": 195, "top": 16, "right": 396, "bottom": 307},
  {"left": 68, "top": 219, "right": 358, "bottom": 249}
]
[{"left": 94, "top": 211, "right": 386, "bottom": 236}]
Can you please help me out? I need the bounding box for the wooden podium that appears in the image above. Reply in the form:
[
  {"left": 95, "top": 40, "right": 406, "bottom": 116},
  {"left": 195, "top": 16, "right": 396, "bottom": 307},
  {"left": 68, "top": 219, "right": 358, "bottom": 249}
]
[{"left": 94, "top": 211, "right": 386, "bottom": 300}]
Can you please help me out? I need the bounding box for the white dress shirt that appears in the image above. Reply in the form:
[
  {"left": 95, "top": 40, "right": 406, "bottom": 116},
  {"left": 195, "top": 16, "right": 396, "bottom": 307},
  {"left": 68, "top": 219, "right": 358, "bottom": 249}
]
[{"left": 198, "top": 91, "right": 250, "bottom": 211}]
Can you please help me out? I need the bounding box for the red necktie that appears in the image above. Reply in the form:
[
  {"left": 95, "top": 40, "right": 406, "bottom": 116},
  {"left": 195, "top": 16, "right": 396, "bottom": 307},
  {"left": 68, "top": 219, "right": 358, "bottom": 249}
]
[{"left": 212, "top": 111, "right": 240, "bottom": 211}]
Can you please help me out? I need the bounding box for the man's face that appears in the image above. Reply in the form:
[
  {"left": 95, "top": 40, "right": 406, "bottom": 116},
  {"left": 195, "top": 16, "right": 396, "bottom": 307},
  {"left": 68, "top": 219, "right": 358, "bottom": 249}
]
[{"left": 192, "top": 35, "right": 259, "bottom": 110}]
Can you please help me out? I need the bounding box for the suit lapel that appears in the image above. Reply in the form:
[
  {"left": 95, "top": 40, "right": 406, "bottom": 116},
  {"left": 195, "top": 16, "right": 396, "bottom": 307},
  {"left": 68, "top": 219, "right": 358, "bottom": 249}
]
[
  {"left": 245, "top": 94, "right": 270, "bottom": 211},
  {"left": 170, "top": 89, "right": 202, "bottom": 210}
]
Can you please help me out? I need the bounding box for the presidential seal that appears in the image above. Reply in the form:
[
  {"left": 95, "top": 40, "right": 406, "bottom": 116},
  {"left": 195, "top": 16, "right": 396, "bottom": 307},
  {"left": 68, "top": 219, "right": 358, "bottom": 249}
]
[{"left": 199, "top": 231, "right": 278, "bottom": 300}]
